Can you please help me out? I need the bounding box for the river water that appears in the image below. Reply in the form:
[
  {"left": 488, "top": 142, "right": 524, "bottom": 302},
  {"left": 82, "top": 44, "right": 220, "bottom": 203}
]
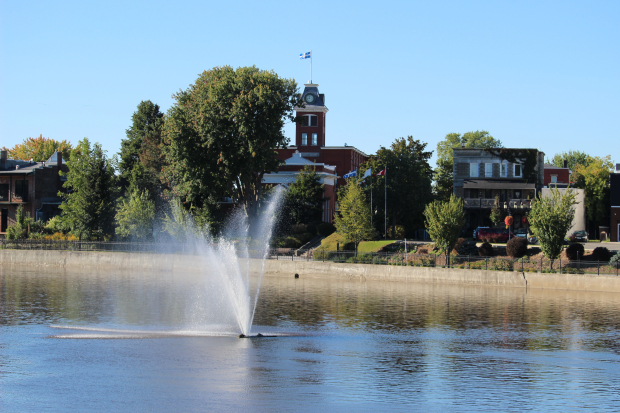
[{"left": 1, "top": 266, "right": 619, "bottom": 412}]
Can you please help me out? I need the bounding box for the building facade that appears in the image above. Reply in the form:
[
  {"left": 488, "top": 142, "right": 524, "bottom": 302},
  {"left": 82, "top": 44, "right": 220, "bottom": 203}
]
[
  {"left": 611, "top": 165, "right": 620, "bottom": 242},
  {"left": 543, "top": 164, "right": 571, "bottom": 188},
  {"left": 452, "top": 148, "right": 545, "bottom": 232},
  {"left": 0, "top": 151, "right": 68, "bottom": 235},
  {"left": 263, "top": 83, "right": 368, "bottom": 223}
]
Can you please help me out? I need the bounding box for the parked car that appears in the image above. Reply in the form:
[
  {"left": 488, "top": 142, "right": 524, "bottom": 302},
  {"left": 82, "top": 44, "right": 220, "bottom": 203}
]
[
  {"left": 571, "top": 230, "right": 588, "bottom": 242},
  {"left": 476, "top": 228, "right": 514, "bottom": 243},
  {"left": 514, "top": 228, "right": 528, "bottom": 238},
  {"left": 473, "top": 226, "right": 489, "bottom": 239}
]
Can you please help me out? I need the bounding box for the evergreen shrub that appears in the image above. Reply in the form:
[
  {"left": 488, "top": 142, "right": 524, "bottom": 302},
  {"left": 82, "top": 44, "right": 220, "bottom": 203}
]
[
  {"left": 565, "top": 243, "right": 585, "bottom": 261},
  {"left": 478, "top": 242, "right": 494, "bottom": 257},
  {"left": 591, "top": 246, "right": 611, "bottom": 262},
  {"left": 506, "top": 237, "right": 528, "bottom": 258}
]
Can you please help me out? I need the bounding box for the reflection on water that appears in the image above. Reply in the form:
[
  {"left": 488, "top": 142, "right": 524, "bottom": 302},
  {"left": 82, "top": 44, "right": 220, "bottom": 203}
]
[{"left": 1, "top": 266, "right": 620, "bottom": 412}]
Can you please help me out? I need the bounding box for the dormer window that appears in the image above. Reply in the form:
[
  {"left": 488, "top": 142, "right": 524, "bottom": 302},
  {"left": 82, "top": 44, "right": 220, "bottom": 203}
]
[
  {"left": 514, "top": 164, "right": 522, "bottom": 178},
  {"left": 301, "top": 114, "right": 318, "bottom": 127},
  {"left": 500, "top": 162, "right": 508, "bottom": 177}
]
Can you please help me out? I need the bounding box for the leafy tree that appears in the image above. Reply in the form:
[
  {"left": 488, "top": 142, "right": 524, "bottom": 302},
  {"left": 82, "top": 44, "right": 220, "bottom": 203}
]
[
  {"left": 489, "top": 196, "right": 504, "bottom": 226},
  {"left": 549, "top": 150, "right": 592, "bottom": 171},
  {"left": 5, "top": 204, "right": 46, "bottom": 239},
  {"left": 334, "top": 178, "right": 374, "bottom": 251},
  {"left": 424, "top": 194, "right": 465, "bottom": 265},
  {"left": 527, "top": 189, "right": 576, "bottom": 260},
  {"left": 115, "top": 189, "right": 156, "bottom": 239},
  {"left": 118, "top": 101, "right": 165, "bottom": 196},
  {"left": 162, "top": 66, "right": 301, "bottom": 222},
  {"left": 362, "top": 136, "right": 433, "bottom": 236},
  {"left": 283, "top": 165, "right": 325, "bottom": 226},
  {"left": 59, "top": 138, "right": 117, "bottom": 240},
  {"left": 434, "top": 131, "right": 502, "bottom": 201},
  {"left": 572, "top": 155, "right": 613, "bottom": 228},
  {"left": 2, "top": 135, "right": 72, "bottom": 162}
]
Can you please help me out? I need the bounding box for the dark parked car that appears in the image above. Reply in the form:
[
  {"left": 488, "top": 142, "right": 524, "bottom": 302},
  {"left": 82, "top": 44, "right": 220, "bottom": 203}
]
[
  {"left": 571, "top": 230, "right": 588, "bottom": 242},
  {"left": 476, "top": 228, "right": 514, "bottom": 243},
  {"left": 473, "top": 226, "right": 489, "bottom": 239}
]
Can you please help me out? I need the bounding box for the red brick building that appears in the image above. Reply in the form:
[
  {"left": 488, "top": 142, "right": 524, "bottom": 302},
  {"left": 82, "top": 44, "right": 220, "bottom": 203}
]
[
  {"left": 0, "top": 150, "right": 68, "bottom": 235},
  {"left": 543, "top": 163, "right": 571, "bottom": 187},
  {"left": 263, "top": 83, "right": 368, "bottom": 222}
]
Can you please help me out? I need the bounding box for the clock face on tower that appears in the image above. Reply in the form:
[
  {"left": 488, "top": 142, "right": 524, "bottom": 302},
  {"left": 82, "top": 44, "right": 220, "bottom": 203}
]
[{"left": 304, "top": 93, "right": 316, "bottom": 104}]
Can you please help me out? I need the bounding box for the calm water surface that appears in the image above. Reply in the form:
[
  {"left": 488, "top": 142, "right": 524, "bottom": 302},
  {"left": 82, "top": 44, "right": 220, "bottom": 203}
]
[{"left": 1, "top": 266, "right": 620, "bottom": 412}]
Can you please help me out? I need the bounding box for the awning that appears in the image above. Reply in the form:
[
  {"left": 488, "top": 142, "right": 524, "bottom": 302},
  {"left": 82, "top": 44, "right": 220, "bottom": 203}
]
[{"left": 463, "top": 180, "right": 536, "bottom": 190}]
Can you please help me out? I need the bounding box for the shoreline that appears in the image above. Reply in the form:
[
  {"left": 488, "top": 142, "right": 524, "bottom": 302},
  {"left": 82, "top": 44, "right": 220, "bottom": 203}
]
[{"left": 1, "top": 249, "right": 619, "bottom": 293}]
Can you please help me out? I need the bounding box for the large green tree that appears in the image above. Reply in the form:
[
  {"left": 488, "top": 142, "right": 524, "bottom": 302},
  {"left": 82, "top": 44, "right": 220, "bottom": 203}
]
[
  {"left": 434, "top": 131, "right": 503, "bottom": 201},
  {"left": 528, "top": 189, "right": 576, "bottom": 260},
  {"left": 115, "top": 189, "right": 156, "bottom": 239},
  {"left": 572, "top": 155, "right": 613, "bottom": 229},
  {"left": 283, "top": 165, "right": 325, "bottom": 226},
  {"left": 334, "top": 178, "right": 374, "bottom": 251},
  {"left": 2, "top": 135, "right": 73, "bottom": 162},
  {"left": 162, "top": 66, "right": 301, "bottom": 221},
  {"left": 424, "top": 194, "right": 465, "bottom": 266},
  {"left": 59, "top": 138, "right": 117, "bottom": 240},
  {"left": 362, "top": 136, "right": 433, "bottom": 236},
  {"left": 549, "top": 150, "right": 592, "bottom": 171},
  {"left": 118, "top": 101, "right": 165, "bottom": 197}
]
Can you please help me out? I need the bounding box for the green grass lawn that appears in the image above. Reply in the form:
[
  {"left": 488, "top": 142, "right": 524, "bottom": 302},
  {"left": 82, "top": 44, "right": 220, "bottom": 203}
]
[
  {"left": 318, "top": 233, "right": 397, "bottom": 252},
  {"left": 357, "top": 240, "right": 396, "bottom": 253}
]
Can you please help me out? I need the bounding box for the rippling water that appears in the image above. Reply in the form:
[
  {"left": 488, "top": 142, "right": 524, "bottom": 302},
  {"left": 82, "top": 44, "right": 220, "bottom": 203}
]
[{"left": 1, "top": 266, "right": 620, "bottom": 412}]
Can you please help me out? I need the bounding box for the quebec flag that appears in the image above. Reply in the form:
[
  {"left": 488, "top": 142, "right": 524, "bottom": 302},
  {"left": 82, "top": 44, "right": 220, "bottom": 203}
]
[
  {"left": 299, "top": 51, "right": 311, "bottom": 60},
  {"left": 343, "top": 169, "right": 357, "bottom": 179}
]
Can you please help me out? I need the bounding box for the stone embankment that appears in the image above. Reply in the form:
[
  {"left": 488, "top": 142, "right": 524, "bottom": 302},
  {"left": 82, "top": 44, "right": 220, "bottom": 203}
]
[{"left": 2, "top": 249, "right": 620, "bottom": 293}]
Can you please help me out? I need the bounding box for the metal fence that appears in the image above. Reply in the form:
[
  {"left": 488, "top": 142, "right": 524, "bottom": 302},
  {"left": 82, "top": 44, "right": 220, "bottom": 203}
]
[{"left": 1, "top": 239, "right": 618, "bottom": 276}]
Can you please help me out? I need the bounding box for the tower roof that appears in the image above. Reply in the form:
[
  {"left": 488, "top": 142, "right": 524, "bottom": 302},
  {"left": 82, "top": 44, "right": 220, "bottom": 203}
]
[{"left": 296, "top": 83, "right": 327, "bottom": 112}]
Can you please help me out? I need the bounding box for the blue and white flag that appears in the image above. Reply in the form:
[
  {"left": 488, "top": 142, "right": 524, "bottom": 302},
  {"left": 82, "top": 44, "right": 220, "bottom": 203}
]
[
  {"left": 343, "top": 169, "right": 357, "bottom": 179},
  {"left": 299, "top": 51, "right": 311, "bottom": 60},
  {"left": 362, "top": 168, "right": 372, "bottom": 179}
]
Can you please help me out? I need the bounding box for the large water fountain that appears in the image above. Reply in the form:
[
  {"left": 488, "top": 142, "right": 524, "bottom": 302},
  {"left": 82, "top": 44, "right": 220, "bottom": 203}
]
[{"left": 51, "top": 187, "right": 284, "bottom": 339}]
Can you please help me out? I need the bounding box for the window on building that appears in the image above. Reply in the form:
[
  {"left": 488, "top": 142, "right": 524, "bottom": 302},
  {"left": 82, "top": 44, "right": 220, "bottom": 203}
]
[
  {"left": 470, "top": 163, "right": 479, "bottom": 177},
  {"left": 302, "top": 115, "right": 318, "bottom": 127},
  {"left": 15, "top": 180, "right": 28, "bottom": 199},
  {"left": 551, "top": 175, "right": 558, "bottom": 183},
  {"left": 500, "top": 162, "right": 508, "bottom": 177},
  {"left": 0, "top": 184, "right": 8, "bottom": 201},
  {"left": 485, "top": 163, "right": 493, "bottom": 177},
  {"left": 514, "top": 164, "right": 522, "bottom": 178},
  {"left": 301, "top": 133, "right": 307, "bottom": 145},
  {"left": 312, "top": 133, "right": 317, "bottom": 146}
]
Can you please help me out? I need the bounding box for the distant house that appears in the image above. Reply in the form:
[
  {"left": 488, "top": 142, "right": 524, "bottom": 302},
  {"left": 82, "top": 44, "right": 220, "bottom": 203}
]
[
  {"left": 452, "top": 148, "right": 545, "bottom": 232},
  {"left": 611, "top": 164, "right": 620, "bottom": 242},
  {"left": 0, "top": 150, "right": 68, "bottom": 236},
  {"left": 543, "top": 163, "right": 571, "bottom": 188}
]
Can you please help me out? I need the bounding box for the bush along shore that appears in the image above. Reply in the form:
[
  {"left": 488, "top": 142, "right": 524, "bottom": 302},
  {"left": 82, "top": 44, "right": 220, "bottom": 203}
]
[{"left": 2, "top": 238, "right": 619, "bottom": 277}]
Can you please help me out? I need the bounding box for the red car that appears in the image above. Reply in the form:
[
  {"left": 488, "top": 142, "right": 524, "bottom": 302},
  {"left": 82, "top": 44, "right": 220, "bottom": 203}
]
[{"left": 476, "top": 228, "right": 514, "bottom": 243}]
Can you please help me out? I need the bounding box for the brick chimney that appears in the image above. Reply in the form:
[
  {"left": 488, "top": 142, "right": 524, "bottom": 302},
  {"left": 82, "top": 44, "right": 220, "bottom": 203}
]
[
  {"left": 0, "top": 150, "right": 6, "bottom": 170},
  {"left": 56, "top": 151, "right": 62, "bottom": 166}
]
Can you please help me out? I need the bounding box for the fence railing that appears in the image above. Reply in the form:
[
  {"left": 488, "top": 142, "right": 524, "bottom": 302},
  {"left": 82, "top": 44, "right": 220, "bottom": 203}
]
[{"left": 1, "top": 239, "right": 618, "bottom": 276}]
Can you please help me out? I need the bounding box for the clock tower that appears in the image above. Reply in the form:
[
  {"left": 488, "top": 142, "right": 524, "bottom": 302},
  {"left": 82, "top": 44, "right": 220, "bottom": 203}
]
[{"left": 295, "top": 84, "right": 328, "bottom": 148}]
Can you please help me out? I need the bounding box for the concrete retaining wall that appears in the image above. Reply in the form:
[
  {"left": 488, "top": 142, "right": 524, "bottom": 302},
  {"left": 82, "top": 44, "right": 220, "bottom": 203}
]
[{"left": 2, "top": 249, "right": 620, "bottom": 293}]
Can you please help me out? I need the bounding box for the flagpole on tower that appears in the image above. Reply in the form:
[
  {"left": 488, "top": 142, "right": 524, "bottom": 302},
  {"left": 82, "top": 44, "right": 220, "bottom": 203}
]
[{"left": 310, "top": 50, "right": 313, "bottom": 82}]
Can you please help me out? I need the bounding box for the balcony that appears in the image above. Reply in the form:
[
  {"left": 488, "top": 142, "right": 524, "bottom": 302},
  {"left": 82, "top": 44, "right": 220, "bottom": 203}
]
[{"left": 463, "top": 198, "right": 532, "bottom": 210}]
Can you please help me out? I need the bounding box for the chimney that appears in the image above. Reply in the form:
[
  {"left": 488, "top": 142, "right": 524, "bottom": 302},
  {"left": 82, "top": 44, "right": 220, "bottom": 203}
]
[
  {"left": 0, "top": 150, "right": 6, "bottom": 169},
  {"left": 563, "top": 160, "right": 568, "bottom": 168},
  {"left": 56, "top": 151, "right": 62, "bottom": 166}
]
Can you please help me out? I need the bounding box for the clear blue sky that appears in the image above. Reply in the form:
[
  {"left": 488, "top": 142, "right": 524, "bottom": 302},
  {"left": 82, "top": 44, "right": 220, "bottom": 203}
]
[{"left": 1, "top": 0, "right": 618, "bottom": 168}]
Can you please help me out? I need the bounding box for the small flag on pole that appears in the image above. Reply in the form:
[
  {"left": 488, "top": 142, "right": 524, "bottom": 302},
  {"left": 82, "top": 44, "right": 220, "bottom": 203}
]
[
  {"left": 362, "top": 168, "right": 372, "bottom": 179},
  {"left": 374, "top": 168, "right": 386, "bottom": 177},
  {"left": 299, "top": 51, "right": 311, "bottom": 60},
  {"left": 343, "top": 169, "right": 357, "bottom": 179}
]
